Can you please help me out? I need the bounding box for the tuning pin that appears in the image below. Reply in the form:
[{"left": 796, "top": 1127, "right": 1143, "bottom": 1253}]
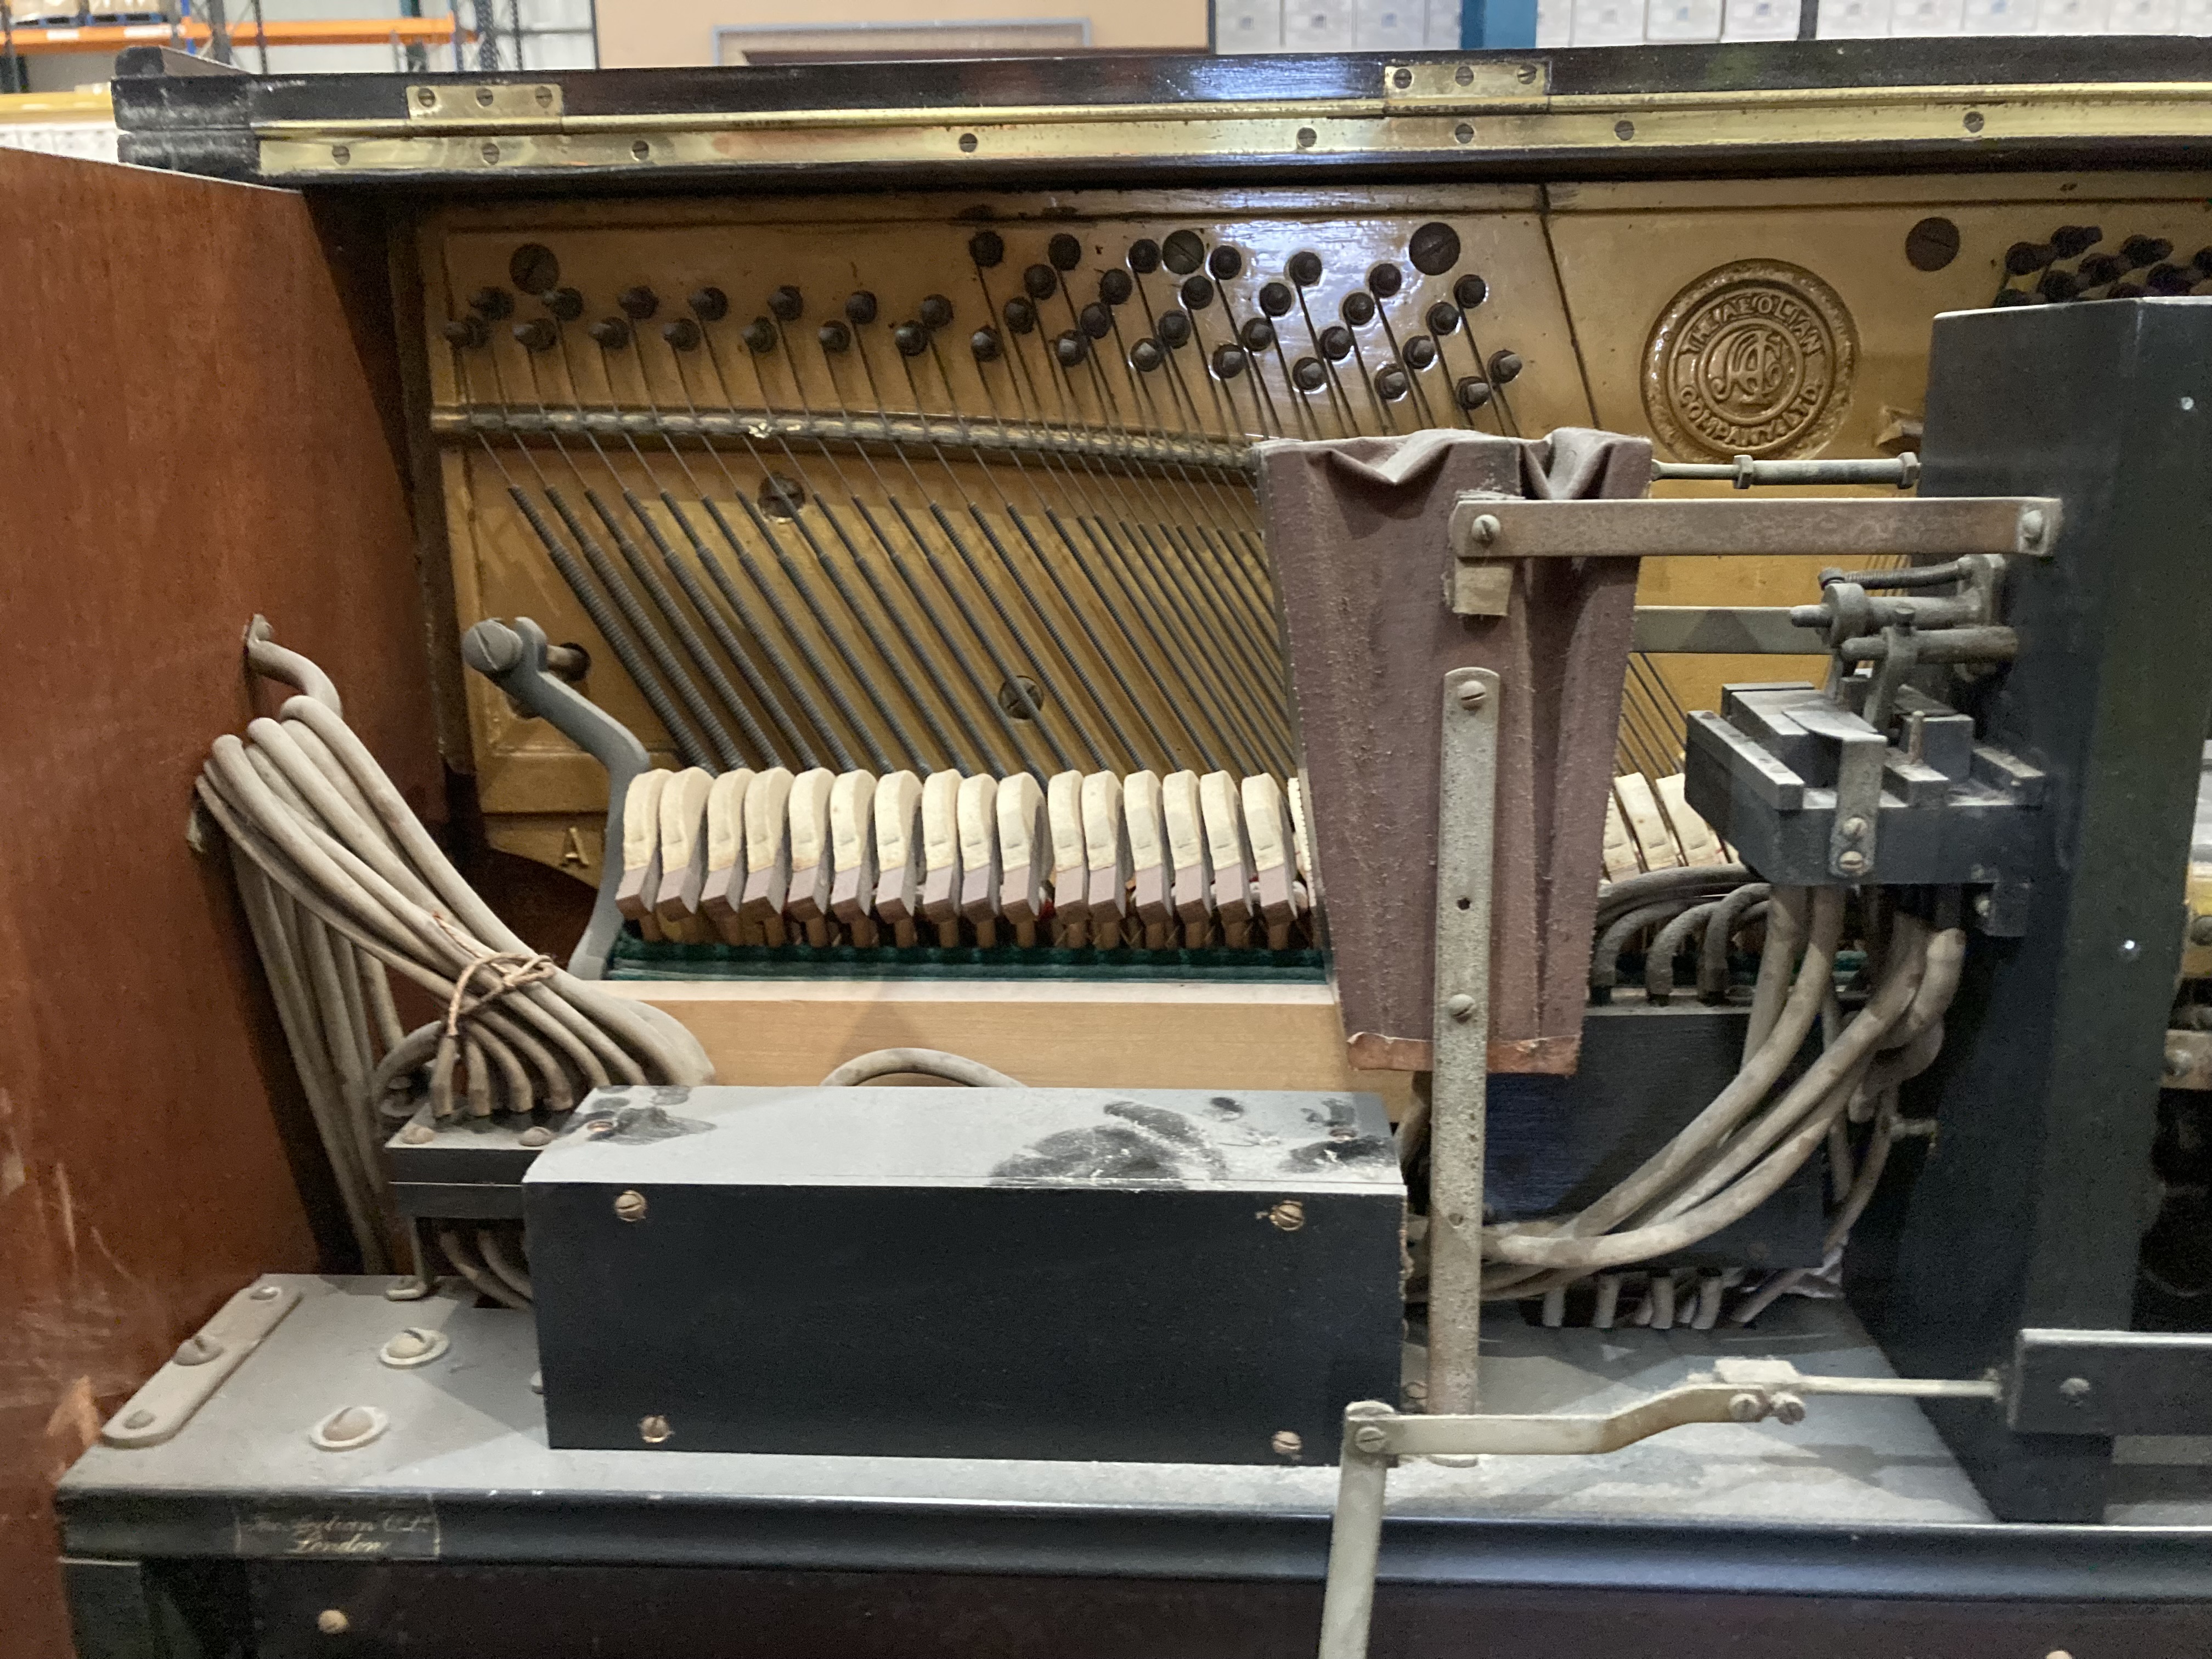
[
  {"left": 1099, "top": 268, "right": 1134, "bottom": 306},
  {"left": 1368, "top": 262, "right": 1404, "bottom": 298},
  {"left": 1078, "top": 302, "right": 1112, "bottom": 339},
  {"left": 893, "top": 321, "right": 930, "bottom": 357},
  {"left": 588, "top": 317, "right": 630, "bottom": 348},
  {"left": 1048, "top": 233, "right": 1084, "bottom": 272},
  {"left": 919, "top": 294, "right": 955, "bottom": 330},
  {"left": 1287, "top": 250, "right": 1323, "bottom": 287},
  {"left": 2005, "top": 241, "right": 2056, "bottom": 276},
  {"left": 742, "top": 317, "right": 778, "bottom": 353},
  {"left": 1002, "top": 296, "right": 1040, "bottom": 335},
  {"left": 544, "top": 286, "right": 583, "bottom": 321},
  {"left": 442, "top": 316, "right": 488, "bottom": 348},
  {"left": 2051, "top": 224, "right": 2103, "bottom": 258},
  {"left": 1402, "top": 334, "right": 1438, "bottom": 370},
  {"left": 2107, "top": 281, "right": 2147, "bottom": 301},
  {"left": 1318, "top": 324, "right": 1353, "bottom": 362},
  {"left": 662, "top": 318, "right": 701, "bottom": 351},
  {"left": 1208, "top": 245, "right": 1244, "bottom": 280},
  {"left": 818, "top": 320, "right": 852, "bottom": 352},
  {"left": 1023, "top": 263, "right": 1059, "bottom": 301},
  {"left": 689, "top": 286, "right": 729, "bottom": 322},
  {"left": 1426, "top": 300, "right": 1461, "bottom": 335},
  {"left": 1055, "top": 330, "right": 1090, "bottom": 366},
  {"left": 969, "top": 229, "right": 1006, "bottom": 268},
  {"left": 1162, "top": 230, "right": 1206, "bottom": 275},
  {"left": 1991, "top": 289, "right": 2035, "bottom": 307},
  {"left": 1127, "top": 238, "right": 1163, "bottom": 275},
  {"left": 510, "top": 318, "right": 557, "bottom": 352},
  {"left": 2194, "top": 247, "right": 2212, "bottom": 279},
  {"left": 1131, "top": 337, "right": 1165, "bottom": 372},
  {"left": 469, "top": 285, "right": 514, "bottom": 319},
  {"left": 845, "top": 290, "right": 879, "bottom": 325},
  {"left": 1409, "top": 221, "right": 1460, "bottom": 276},
  {"left": 2147, "top": 263, "right": 2197, "bottom": 296},
  {"left": 1211, "top": 344, "right": 1248, "bottom": 380},
  {"left": 766, "top": 285, "right": 803, "bottom": 322},
  {"left": 2038, "top": 268, "right": 2081, "bottom": 302},
  {"left": 617, "top": 285, "right": 659, "bottom": 320},
  {"left": 1487, "top": 348, "right": 1522, "bottom": 384},
  {"left": 2078, "top": 253, "right": 2126, "bottom": 287},
  {"left": 1453, "top": 273, "right": 1489, "bottom": 309},
  {"left": 970, "top": 326, "right": 1002, "bottom": 362},
  {"left": 1258, "top": 280, "right": 1294, "bottom": 318},
  {"left": 1376, "top": 363, "right": 1409, "bottom": 401},
  {"left": 1239, "top": 317, "right": 1276, "bottom": 352},
  {"left": 1291, "top": 356, "right": 1328, "bottom": 392},
  {"left": 1457, "top": 376, "right": 1493, "bottom": 410},
  {"left": 1340, "top": 291, "right": 1376, "bottom": 326},
  {"left": 1157, "top": 311, "right": 1193, "bottom": 348},
  {"left": 1180, "top": 274, "right": 1215, "bottom": 310}
]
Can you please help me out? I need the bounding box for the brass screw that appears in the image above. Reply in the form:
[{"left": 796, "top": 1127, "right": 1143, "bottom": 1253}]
[
  {"left": 481, "top": 140, "right": 501, "bottom": 165},
  {"left": 329, "top": 144, "right": 350, "bottom": 165},
  {"left": 534, "top": 84, "right": 555, "bottom": 108},
  {"left": 475, "top": 84, "right": 496, "bottom": 106},
  {"left": 1265, "top": 1200, "right": 1306, "bottom": 1232},
  {"left": 1271, "top": 1430, "right": 1304, "bottom": 1457},
  {"left": 614, "top": 1189, "right": 648, "bottom": 1222},
  {"left": 640, "top": 1413, "right": 673, "bottom": 1444},
  {"left": 415, "top": 86, "right": 437, "bottom": 107},
  {"left": 317, "top": 1610, "right": 350, "bottom": 1635},
  {"left": 1392, "top": 66, "right": 1413, "bottom": 88},
  {"left": 1456, "top": 681, "right": 1487, "bottom": 710}
]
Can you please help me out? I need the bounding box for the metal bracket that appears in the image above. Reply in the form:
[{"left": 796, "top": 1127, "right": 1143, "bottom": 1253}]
[
  {"left": 461, "top": 617, "right": 649, "bottom": 979},
  {"left": 1448, "top": 494, "right": 2062, "bottom": 562},
  {"left": 405, "top": 81, "right": 563, "bottom": 127},
  {"left": 1427, "top": 668, "right": 1499, "bottom": 1415},
  {"left": 1791, "top": 701, "right": 1887, "bottom": 878},
  {"left": 2010, "top": 1327, "right": 2212, "bottom": 1436},
  {"left": 99, "top": 1279, "right": 301, "bottom": 1448}
]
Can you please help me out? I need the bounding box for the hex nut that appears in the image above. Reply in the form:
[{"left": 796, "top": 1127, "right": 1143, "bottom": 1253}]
[{"left": 614, "top": 1189, "right": 648, "bottom": 1222}]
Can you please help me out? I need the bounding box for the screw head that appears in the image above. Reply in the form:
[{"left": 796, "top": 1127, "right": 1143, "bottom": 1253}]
[
  {"left": 1271, "top": 1429, "right": 1304, "bottom": 1457},
  {"left": 1446, "top": 992, "right": 1477, "bottom": 1022},
  {"left": 2168, "top": 1043, "right": 2190, "bottom": 1080},
  {"left": 1353, "top": 1424, "right": 1390, "bottom": 1453},
  {"left": 329, "top": 143, "right": 350, "bottom": 165},
  {"left": 2190, "top": 916, "right": 2212, "bottom": 946},
  {"left": 614, "top": 1189, "right": 648, "bottom": 1222},
  {"left": 1841, "top": 816, "right": 1869, "bottom": 838},
  {"left": 401, "top": 1122, "right": 436, "bottom": 1144},
  {"left": 415, "top": 85, "right": 437, "bottom": 107},
  {"left": 1727, "top": 1391, "right": 1768, "bottom": 1423},
  {"left": 1469, "top": 512, "right": 1500, "bottom": 546},
  {"left": 1456, "top": 681, "right": 1488, "bottom": 710},
  {"left": 250, "top": 1283, "right": 282, "bottom": 1301},
  {"left": 384, "top": 1275, "right": 431, "bottom": 1302},
  {"left": 2021, "top": 507, "right": 2047, "bottom": 545},
  {"left": 2059, "top": 1375, "right": 2092, "bottom": 1402},
  {"left": 640, "top": 1413, "right": 674, "bottom": 1444},
  {"left": 1392, "top": 66, "right": 1413, "bottom": 88},
  {"left": 1837, "top": 850, "right": 1869, "bottom": 875},
  {"left": 123, "top": 1409, "right": 155, "bottom": 1430},
  {"left": 1769, "top": 1391, "right": 1807, "bottom": 1426},
  {"left": 517, "top": 1126, "right": 554, "bottom": 1148},
  {"left": 534, "top": 84, "right": 555, "bottom": 108},
  {"left": 1265, "top": 1199, "right": 1306, "bottom": 1232},
  {"left": 317, "top": 1609, "right": 351, "bottom": 1636}
]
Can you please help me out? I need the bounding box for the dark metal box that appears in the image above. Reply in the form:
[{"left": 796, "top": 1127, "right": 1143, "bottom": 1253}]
[{"left": 524, "top": 1085, "right": 1404, "bottom": 1464}]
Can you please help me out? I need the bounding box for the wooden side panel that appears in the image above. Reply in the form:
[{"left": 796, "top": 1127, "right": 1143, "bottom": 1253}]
[{"left": 0, "top": 151, "right": 438, "bottom": 1658}]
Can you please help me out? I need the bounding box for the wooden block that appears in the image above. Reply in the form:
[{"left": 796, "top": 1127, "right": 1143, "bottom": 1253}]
[
  {"left": 995, "top": 772, "right": 1048, "bottom": 948},
  {"left": 701, "top": 769, "right": 756, "bottom": 946},
  {"left": 1123, "top": 769, "right": 1171, "bottom": 950},
  {"left": 608, "top": 978, "right": 1413, "bottom": 1123},
  {"left": 1046, "top": 770, "right": 1088, "bottom": 947},
  {"left": 956, "top": 772, "right": 1002, "bottom": 947},
  {"left": 828, "top": 770, "right": 880, "bottom": 949},
  {"left": 1081, "top": 770, "right": 1129, "bottom": 950},
  {"left": 784, "top": 766, "right": 838, "bottom": 947},
  {"left": 1600, "top": 791, "right": 1643, "bottom": 880},
  {"left": 1163, "top": 768, "right": 1212, "bottom": 949},
  {"left": 1654, "top": 772, "right": 1728, "bottom": 867},
  {"left": 740, "top": 765, "right": 796, "bottom": 948},
  {"left": 918, "top": 769, "right": 964, "bottom": 947},
  {"left": 1242, "top": 774, "right": 1300, "bottom": 952},
  {"left": 652, "top": 767, "right": 714, "bottom": 942},
  {"left": 1200, "top": 770, "right": 1253, "bottom": 949},
  {"left": 871, "top": 770, "right": 926, "bottom": 949},
  {"left": 616, "top": 769, "right": 670, "bottom": 943},
  {"left": 1613, "top": 771, "right": 1684, "bottom": 872}
]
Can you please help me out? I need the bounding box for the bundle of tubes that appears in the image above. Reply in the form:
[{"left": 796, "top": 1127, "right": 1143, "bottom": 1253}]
[
  {"left": 619, "top": 760, "right": 1314, "bottom": 952},
  {"left": 194, "top": 623, "right": 713, "bottom": 1271},
  {"left": 1483, "top": 878, "right": 1966, "bottom": 1323}
]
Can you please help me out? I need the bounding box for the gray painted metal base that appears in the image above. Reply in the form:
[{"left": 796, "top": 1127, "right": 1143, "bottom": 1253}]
[{"left": 55, "top": 1274, "right": 2212, "bottom": 1604}]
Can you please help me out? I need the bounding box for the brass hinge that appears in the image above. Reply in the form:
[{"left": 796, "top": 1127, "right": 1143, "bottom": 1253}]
[
  {"left": 405, "top": 81, "right": 563, "bottom": 128},
  {"left": 1380, "top": 57, "right": 1550, "bottom": 107}
]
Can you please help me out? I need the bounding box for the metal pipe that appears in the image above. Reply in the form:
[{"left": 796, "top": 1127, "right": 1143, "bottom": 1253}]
[
  {"left": 1653, "top": 452, "right": 1920, "bottom": 489},
  {"left": 1316, "top": 1405, "right": 1395, "bottom": 1659}
]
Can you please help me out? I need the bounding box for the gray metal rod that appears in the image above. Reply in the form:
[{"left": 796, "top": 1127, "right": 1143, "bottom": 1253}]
[
  {"left": 1654, "top": 452, "right": 1920, "bottom": 489},
  {"left": 1316, "top": 1408, "right": 1396, "bottom": 1659}
]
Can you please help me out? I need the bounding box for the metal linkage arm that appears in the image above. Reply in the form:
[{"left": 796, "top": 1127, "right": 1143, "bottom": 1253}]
[
  {"left": 1316, "top": 1361, "right": 2002, "bottom": 1659},
  {"left": 461, "top": 616, "right": 651, "bottom": 980},
  {"left": 1450, "top": 494, "right": 2060, "bottom": 563}
]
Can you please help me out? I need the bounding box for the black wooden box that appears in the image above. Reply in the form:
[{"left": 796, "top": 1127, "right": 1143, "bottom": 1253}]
[{"left": 524, "top": 1085, "right": 1404, "bottom": 1464}]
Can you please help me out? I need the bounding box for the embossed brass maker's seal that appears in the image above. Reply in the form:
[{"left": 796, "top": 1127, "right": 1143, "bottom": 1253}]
[{"left": 1643, "top": 261, "right": 1857, "bottom": 460}]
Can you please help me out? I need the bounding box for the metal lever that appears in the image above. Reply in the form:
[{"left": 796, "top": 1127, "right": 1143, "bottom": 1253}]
[{"left": 461, "top": 616, "right": 650, "bottom": 979}]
